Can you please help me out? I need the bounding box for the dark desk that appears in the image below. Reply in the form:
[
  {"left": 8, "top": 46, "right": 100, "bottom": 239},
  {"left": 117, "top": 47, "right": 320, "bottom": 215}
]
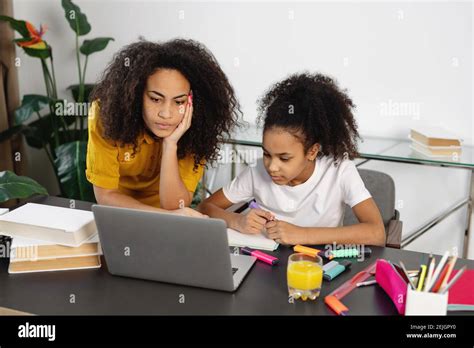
[{"left": 0, "top": 196, "right": 473, "bottom": 315}]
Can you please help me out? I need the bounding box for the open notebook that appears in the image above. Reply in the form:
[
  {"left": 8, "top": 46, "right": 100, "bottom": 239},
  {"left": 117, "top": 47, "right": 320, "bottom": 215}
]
[{"left": 226, "top": 228, "right": 279, "bottom": 251}]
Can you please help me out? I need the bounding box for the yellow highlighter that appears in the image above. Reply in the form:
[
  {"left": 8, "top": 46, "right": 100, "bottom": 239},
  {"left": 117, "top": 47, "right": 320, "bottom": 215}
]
[{"left": 416, "top": 265, "right": 427, "bottom": 291}]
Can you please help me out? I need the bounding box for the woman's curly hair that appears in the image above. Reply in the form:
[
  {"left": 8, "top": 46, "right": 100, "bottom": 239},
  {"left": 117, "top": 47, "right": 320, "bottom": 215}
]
[
  {"left": 257, "top": 72, "right": 360, "bottom": 162},
  {"left": 90, "top": 39, "right": 242, "bottom": 170}
]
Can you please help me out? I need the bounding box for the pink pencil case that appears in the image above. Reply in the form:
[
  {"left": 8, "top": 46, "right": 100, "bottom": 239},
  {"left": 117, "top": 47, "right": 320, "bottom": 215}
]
[{"left": 375, "top": 259, "right": 409, "bottom": 315}]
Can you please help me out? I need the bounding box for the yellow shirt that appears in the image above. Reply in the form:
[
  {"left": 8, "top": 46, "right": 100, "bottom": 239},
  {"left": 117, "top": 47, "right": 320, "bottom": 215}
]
[{"left": 85, "top": 101, "right": 204, "bottom": 208}]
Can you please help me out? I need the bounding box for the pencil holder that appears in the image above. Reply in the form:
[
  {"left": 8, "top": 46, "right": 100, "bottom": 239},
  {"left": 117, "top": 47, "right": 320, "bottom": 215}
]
[{"left": 405, "top": 286, "right": 448, "bottom": 316}]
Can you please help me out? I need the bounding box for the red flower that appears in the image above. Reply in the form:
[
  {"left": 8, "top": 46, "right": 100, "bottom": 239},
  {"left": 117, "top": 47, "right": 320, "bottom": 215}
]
[{"left": 17, "top": 21, "right": 47, "bottom": 49}]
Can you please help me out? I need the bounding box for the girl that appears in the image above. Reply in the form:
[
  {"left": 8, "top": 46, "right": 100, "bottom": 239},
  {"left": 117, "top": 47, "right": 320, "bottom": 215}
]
[
  {"left": 198, "top": 73, "right": 386, "bottom": 246},
  {"left": 86, "top": 39, "right": 241, "bottom": 217}
]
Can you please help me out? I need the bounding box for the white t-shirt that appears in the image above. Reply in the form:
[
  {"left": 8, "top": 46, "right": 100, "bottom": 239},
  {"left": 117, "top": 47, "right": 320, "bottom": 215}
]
[{"left": 222, "top": 156, "right": 371, "bottom": 227}]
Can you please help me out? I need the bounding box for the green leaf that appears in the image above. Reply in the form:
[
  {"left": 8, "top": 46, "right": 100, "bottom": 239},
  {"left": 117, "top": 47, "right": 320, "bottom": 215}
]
[
  {"left": 21, "top": 112, "right": 55, "bottom": 149},
  {"left": 0, "top": 121, "right": 52, "bottom": 149},
  {"left": 0, "top": 15, "right": 29, "bottom": 37},
  {"left": 22, "top": 45, "right": 51, "bottom": 59},
  {"left": 80, "top": 37, "right": 114, "bottom": 56},
  {"left": 56, "top": 129, "right": 80, "bottom": 143},
  {"left": 54, "top": 141, "right": 95, "bottom": 202},
  {"left": 24, "top": 109, "right": 88, "bottom": 149},
  {"left": 67, "top": 84, "right": 95, "bottom": 102},
  {"left": 15, "top": 94, "right": 51, "bottom": 125},
  {"left": 0, "top": 170, "right": 48, "bottom": 203},
  {"left": 61, "top": 0, "right": 91, "bottom": 36},
  {"left": 21, "top": 121, "right": 49, "bottom": 148}
]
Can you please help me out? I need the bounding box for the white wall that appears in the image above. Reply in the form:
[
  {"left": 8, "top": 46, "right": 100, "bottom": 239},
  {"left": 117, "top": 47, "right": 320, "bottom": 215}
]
[
  {"left": 14, "top": 0, "right": 473, "bottom": 141},
  {"left": 11, "top": 0, "right": 474, "bottom": 257}
]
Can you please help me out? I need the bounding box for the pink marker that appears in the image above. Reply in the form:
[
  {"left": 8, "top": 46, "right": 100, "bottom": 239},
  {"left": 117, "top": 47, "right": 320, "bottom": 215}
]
[{"left": 241, "top": 247, "right": 279, "bottom": 266}]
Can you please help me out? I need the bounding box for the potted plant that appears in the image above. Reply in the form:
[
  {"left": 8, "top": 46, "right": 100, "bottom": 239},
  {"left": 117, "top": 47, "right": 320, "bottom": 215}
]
[
  {"left": 0, "top": 0, "right": 114, "bottom": 202},
  {"left": 0, "top": 170, "right": 48, "bottom": 203}
]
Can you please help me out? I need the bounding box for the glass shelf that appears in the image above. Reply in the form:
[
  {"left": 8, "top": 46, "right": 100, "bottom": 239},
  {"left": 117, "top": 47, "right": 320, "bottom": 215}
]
[{"left": 227, "top": 124, "right": 474, "bottom": 169}]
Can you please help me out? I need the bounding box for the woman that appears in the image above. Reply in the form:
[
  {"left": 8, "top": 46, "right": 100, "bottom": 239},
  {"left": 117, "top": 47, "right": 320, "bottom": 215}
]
[{"left": 86, "top": 39, "right": 241, "bottom": 217}]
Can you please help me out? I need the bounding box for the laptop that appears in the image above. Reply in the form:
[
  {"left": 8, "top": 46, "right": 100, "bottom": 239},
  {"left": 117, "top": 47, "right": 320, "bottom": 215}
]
[{"left": 92, "top": 205, "right": 256, "bottom": 292}]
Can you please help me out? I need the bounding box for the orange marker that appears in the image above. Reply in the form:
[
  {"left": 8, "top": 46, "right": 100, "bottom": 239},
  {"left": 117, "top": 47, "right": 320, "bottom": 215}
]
[
  {"left": 325, "top": 295, "right": 349, "bottom": 316},
  {"left": 293, "top": 245, "right": 333, "bottom": 260}
]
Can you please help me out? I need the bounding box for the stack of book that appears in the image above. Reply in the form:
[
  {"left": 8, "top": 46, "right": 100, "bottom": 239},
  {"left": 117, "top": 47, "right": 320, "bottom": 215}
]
[
  {"left": 0, "top": 203, "right": 102, "bottom": 274},
  {"left": 409, "top": 126, "right": 462, "bottom": 158}
]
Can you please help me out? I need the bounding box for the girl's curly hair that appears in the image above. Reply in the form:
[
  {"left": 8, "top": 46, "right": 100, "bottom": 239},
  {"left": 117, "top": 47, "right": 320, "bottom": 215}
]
[
  {"left": 90, "top": 39, "right": 242, "bottom": 169},
  {"left": 257, "top": 72, "right": 360, "bottom": 162}
]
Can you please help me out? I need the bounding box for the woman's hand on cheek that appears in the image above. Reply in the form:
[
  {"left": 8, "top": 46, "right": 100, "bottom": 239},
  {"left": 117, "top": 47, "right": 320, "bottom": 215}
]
[{"left": 163, "top": 95, "right": 193, "bottom": 146}]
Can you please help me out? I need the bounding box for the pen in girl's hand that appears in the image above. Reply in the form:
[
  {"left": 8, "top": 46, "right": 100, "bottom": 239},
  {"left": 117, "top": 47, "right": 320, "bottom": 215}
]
[
  {"left": 249, "top": 201, "right": 274, "bottom": 221},
  {"left": 249, "top": 201, "right": 261, "bottom": 210}
]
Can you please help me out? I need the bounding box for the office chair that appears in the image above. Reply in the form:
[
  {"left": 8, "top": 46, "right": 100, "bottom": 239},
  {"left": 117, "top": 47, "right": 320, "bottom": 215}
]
[{"left": 343, "top": 169, "right": 402, "bottom": 248}]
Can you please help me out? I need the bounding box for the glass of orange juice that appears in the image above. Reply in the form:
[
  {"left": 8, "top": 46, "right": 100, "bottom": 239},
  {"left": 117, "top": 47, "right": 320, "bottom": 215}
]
[{"left": 287, "top": 253, "right": 323, "bottom": 301}]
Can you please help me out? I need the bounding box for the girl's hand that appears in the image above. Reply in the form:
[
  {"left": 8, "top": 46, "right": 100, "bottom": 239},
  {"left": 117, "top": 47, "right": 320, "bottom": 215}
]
[
  {"left": 235, "top": 208, "right": 274, "bottom": 234},
  {"left": 172, "top": 207, "right": 208, "bottom": 218},
  {"left": 265, "top": 220, "right": 304, "bottom": 245},
  {"left": 164, "top": 93, "right": 193, "bottom": 146}
]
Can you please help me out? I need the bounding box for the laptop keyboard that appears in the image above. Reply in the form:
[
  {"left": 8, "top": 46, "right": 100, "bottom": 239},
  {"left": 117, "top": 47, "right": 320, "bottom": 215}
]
[{"left": 232, "top": 267, "right": 238, "bottom": 275}]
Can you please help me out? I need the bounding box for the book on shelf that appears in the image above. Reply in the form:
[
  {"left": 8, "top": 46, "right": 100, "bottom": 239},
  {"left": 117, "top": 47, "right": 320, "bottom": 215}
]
[
  {"left": 410, "top": 126, "right": 462, "bottom": 147},
  {"left": 409, "top": 138, "right": 461, "bottom": 158}
]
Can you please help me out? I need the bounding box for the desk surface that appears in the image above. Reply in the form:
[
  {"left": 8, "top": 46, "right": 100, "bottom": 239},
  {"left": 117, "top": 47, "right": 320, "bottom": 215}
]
[{"left": 1, "top": 196, "right": 473, "bottom": 315}]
